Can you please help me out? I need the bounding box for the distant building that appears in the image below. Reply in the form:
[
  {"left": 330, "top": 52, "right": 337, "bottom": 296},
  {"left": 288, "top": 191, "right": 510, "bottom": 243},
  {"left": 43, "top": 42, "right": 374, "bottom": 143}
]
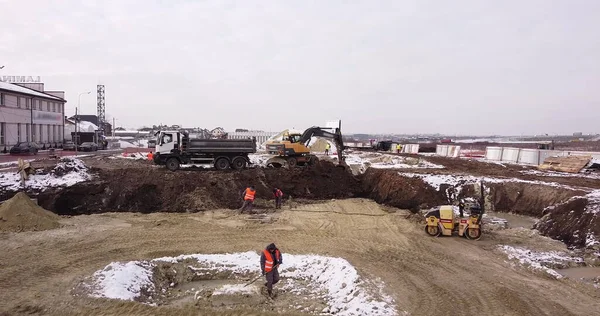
[
  {"left": 0, "top": 81, "right": 66, "bottom": 147},
  {"left": 573, "top": 132, "right": 583, "bottom": 137},
  {"left": 228, "top": 130, "right": 278, "bottom": 145},
  {"left": 67, "top": 114, "right": 112, "bottom": 135}
]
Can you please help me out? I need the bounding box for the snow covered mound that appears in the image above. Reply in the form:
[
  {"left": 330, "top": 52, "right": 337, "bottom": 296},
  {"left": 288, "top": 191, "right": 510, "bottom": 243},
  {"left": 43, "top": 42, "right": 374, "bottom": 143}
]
[
  {"left": 344, "top": 152, "right": 443, "bottom": 174},
  {"left": 0, "top": 158, "right": 92, "bottom": 192},
  {"left": 498, "top": 245, "right": 584, "bottom": 279},
  {"left": 400, "top": 172, "right": 578, "bottom": 191},
  {"left": 83, "top": 252, "right": 399, "bottom": 315}
]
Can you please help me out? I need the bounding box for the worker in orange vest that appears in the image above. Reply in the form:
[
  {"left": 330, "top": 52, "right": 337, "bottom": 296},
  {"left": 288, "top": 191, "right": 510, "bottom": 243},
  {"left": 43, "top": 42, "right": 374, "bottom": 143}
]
[
  {"left": 240, "top": 186, "right": 256, "bottom": 213},
  {"left": 260, "top": 243, "right": 282, "bottom": 298},
  {"left": 147, "top": 152, "right": 154, "bottom": 161},
  {"left": 273, "top": 187, "right": 283, "bottom": 209}
]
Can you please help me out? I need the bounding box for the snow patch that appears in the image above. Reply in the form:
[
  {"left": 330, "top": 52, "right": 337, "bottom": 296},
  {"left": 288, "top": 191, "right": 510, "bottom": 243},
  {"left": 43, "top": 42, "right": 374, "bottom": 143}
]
[
  {"left": 400, "top": 172, "right": 581, "bottom": 191},
  {"left": 344, "top": 152, "right": 443, "bottom": 174},
  {"left": 499, "top": 245, "right": 583, "bottom": 279},
  {"left": 213, "top": 284, "right": 256, "bottom": 295},
  {"left": 88, "top": 261, "right": 155, "bottom": 300},
  {"left": 87, "top": 252, "right": 399, "bottom": 315},
  {"left": 0, "top": 158, "right": 92, "bottom": 192}
]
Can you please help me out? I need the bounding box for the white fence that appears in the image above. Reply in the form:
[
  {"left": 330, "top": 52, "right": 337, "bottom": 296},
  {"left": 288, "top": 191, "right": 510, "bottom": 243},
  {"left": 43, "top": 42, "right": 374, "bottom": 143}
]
[
  {"left": 436, "top": 145, "right": 461, "bottom": 157},
  {"left": 485, "top": 147, "right": 600, "bottom": 165},
  {"left": 390, "top": 143, "right": 420, "bottom": 154}
]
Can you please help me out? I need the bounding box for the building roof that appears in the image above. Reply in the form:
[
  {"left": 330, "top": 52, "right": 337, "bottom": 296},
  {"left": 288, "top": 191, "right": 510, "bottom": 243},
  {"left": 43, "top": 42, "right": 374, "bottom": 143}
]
[
  {"left": 69, "top": 115, "right": 100, "bottom": 125},
  {"left": 0, "top": 81, "right": 65, "bottom": 101}
]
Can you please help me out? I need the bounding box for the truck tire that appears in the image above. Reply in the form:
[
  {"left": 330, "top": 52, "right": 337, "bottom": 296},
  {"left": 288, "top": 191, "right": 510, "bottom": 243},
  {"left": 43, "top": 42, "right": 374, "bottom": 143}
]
[
  {"left": 214, "top": 158, "right": 230, "bottom": 170},
  {"left": 231, "top": 157, "right": 247, "bottom": 170},
  {"left": 166, "top": 158, "right": 180, "bottom": 171}
]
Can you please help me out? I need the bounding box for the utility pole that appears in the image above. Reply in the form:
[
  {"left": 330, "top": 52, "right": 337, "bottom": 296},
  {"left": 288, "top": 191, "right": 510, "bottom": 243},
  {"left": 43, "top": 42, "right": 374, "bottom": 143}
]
[
  {"left": 112, "top": 117, "right": 115, "bottom": 138},
  {"left": 76, "top": 91, "right": 91, "bottom": 155},
  {"left": 75, "top": 107, "right": 78, "bottom": 156}
]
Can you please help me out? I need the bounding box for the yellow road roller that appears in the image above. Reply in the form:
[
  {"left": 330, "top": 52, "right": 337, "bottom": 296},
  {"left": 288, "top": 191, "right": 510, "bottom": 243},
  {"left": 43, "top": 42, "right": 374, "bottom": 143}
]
[{"left": 424, "top": 205, "right": 482, "bottom": 240}]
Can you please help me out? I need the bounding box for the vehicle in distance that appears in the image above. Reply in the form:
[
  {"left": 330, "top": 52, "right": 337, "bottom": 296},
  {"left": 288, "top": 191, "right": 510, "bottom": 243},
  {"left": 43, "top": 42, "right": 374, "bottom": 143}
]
[
  {"left": 9, "top": 142, "right": 39, "bottom": 155},
  {"left": 78, "top": 142, "right": 98, "bottom": 151},
  {"left": 63, "top": 141, "right": 77, "bottom": 151}
]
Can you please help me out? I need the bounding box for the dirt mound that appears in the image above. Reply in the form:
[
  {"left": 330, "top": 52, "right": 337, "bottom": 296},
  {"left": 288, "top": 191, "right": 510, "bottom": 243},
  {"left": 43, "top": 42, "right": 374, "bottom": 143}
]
[
  {"left": 486, "top": 182, "right": 585, "bottom": 217},
  {"left": 361, "top": 169, "right": 447, "bottom": 212},
  {"left": 535, "top": 191, "right": 600, "bottom": 248},
  {"left": 37, "top": 161, "right": 362, "bottom": 215},
  {"left": 0, "top": 192, "right": 60, "bottom": 232},
  {"left": 362, "top": 169, "right": 585, "bottom": 216}
]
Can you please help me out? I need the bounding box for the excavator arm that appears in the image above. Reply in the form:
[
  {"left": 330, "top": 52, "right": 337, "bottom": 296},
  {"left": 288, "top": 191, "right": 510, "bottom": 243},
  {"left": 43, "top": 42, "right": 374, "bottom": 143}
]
[{"left": 298, "top": 126, "right": 345, "bottom": 163}]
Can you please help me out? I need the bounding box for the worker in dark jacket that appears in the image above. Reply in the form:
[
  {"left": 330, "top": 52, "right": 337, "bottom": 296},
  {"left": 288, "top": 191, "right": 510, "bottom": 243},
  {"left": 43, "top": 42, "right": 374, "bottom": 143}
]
[
  {"left": 260, "top": 243, "right": 283, "bottom": 298},
  {"left": 273, "top": 188, "right": 283, "bottom": 209}
]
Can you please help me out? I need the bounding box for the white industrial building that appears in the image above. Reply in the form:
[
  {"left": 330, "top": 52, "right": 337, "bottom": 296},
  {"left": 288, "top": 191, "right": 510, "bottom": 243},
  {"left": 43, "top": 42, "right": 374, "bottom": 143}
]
[
  {"left": 227, "top": 130, "right": 278, "bottom": 146},
  {"left": 0, "top": 81, "right": 66, "bottom": 148}
]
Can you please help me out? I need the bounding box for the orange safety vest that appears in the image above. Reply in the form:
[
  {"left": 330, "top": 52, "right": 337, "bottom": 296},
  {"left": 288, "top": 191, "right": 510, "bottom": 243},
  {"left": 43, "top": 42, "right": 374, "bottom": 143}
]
[
  {"left": 263, "top": 249, "right": 281, "bottom": 273},
  {"left": 147, "top": 152, "right": 153, "bottom": 161},
  {"left": 244, "top": 188, "right": 256, "bottom": 201}
]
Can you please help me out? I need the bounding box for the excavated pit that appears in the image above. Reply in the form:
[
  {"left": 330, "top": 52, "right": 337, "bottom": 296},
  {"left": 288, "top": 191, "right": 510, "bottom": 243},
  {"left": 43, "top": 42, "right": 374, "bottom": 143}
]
[
  {"left": 36, "top": 161, "right": 362, "bottom": 215},
  {"left": 7, "top": 160, "right": 596, "bottom": 250}
]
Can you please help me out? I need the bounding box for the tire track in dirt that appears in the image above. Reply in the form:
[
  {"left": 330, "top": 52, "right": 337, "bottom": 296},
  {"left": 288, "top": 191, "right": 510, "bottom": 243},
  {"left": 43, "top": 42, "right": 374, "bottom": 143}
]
[{"left": 1, "top": 199, "right": 599, "bottom": 316}]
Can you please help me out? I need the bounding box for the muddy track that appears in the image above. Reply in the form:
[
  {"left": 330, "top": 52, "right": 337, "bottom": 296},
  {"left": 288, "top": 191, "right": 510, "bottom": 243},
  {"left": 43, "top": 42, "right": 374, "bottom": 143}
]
[{"left": 1, "top": 199, "right": 598, "bottom": 315}]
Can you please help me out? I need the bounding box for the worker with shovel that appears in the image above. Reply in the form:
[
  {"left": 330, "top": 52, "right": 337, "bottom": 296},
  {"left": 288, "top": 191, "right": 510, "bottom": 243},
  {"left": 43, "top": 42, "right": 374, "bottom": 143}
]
[
  {"left": 261, "top": 243, "right": 283, "bottom": 298},
  {"left": 240, "top": 186, "right": 256, "bottom": 213}
]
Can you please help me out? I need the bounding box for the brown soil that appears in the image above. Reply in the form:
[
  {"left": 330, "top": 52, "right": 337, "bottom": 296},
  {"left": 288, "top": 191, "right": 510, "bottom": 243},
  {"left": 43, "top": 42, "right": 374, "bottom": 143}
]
[
  {"left": 0, "top": 192, "right": 60, "bottom": 232},
  {"left": 362, "top": 169, "right": 447, "bottom": 211},
  {"left": 36, "top": 160, "right": 362, "bottom": 215},
  {"left": 362, "top": 168, "right": 585, "bottom": 217},
  {"left": 487, "top": 182, "right": 586, "bottom": 217},
  {"left": 535, "top": 195, "right": 600, "bottom": 248},
  {"left": 1, "top": 199, "right": 598, "bottom": 316}
]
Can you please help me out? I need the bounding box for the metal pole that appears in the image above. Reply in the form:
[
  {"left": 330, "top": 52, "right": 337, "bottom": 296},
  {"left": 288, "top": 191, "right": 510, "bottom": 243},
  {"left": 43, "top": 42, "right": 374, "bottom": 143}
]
[
  {"left": 76, "top": 91, "right": 91, "bottom": 155},
  {"left": 75, "top": 107, "right": 78, "bottom": 156}
]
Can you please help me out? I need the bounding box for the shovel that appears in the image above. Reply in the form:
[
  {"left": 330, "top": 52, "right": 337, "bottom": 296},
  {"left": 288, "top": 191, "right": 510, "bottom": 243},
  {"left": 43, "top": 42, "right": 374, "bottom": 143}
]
[{"left": 244, "top": 264, "right": 279, "bottom": 287}]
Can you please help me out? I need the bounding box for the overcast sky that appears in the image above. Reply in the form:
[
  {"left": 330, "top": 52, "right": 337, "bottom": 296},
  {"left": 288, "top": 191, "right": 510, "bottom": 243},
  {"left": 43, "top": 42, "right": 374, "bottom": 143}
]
[{"left": 1, "top": 0, "right": 599, "bottom": 135}]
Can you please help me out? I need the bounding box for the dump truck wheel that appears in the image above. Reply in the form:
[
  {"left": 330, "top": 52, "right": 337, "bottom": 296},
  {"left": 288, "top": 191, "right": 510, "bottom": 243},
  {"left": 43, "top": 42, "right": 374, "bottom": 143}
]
[
  {"left": 465, "top": 227, "right": 482, "bottom": 240},
  {"left": 287, "top": 157, "right": 297, "bottom": 168},
  {"left": 166, "top": 158, "right": 180, "bottom": 171},
  {"left": 231, "top": 157, "right": 247, "bottom": 170},
  {"left": 308, "top": 155, "right": 319, "bottom": 166},
  {"left": 425, "top": 225, "right": 441, "bottom": 237},
  {"left": 214, "top": 158, "right": 230, "bottom": 170}
]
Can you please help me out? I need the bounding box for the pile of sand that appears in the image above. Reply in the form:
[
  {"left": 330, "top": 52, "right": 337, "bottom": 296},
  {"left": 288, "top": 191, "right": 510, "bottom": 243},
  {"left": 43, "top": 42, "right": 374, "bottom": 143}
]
[{"left": 0, "top": 192, "right": 60, "bottom": 232}]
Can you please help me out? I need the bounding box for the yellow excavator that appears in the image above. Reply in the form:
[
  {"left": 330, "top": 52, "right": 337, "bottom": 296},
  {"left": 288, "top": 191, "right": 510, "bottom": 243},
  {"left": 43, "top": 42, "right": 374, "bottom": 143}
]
[{"left": 265, "top": 121, "right": 345, "bottom": 168}]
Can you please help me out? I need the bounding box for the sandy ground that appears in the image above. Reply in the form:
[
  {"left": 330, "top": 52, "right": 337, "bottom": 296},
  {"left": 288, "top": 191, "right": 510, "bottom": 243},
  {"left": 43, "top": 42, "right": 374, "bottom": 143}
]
[{"left": 1, "top": 199, "right": 599, "bottom": 316}]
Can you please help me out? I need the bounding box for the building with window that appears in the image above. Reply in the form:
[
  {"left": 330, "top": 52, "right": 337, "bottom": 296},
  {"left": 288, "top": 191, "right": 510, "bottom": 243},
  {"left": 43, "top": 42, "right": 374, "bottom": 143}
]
[{"left": 0, "top": 81, "right": 66, "bottom": 149}]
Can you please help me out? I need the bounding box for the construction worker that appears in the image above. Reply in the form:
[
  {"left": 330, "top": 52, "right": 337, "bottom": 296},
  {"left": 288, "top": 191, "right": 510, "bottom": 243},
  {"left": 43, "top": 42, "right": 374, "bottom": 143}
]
[
  {"left": 325, "top": 143, "right": 331, "bottom": 156},
  {"left": 147, "top": 151, "right": 154, "bottom": 161},
  {"left": 396, "top": 144, "right": 402, "bottom": 153},
  {"left": 240, "top": 186, "right": 256, "bottom": 213},
  {"left": 261, "top": 243, "right": 282, "bottom": 298},
  {"left": 273, "top": 188, "right": 283, "bottom": 209}
]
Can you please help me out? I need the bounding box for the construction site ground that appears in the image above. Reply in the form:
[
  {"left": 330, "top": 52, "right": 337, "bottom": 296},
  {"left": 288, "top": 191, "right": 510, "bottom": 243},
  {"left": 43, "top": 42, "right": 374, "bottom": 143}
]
[{"left": 1, "top": 153, "right": 599, "bottom": 316}]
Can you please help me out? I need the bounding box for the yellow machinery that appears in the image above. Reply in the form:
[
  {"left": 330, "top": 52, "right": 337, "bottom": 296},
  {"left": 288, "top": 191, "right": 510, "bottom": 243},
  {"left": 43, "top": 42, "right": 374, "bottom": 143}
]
[
  {"left": 424, "top": 205, "right": 482, "bottom": 240},
  {"left": 265, "top": 121, "right": 345, "bottom": 168}
]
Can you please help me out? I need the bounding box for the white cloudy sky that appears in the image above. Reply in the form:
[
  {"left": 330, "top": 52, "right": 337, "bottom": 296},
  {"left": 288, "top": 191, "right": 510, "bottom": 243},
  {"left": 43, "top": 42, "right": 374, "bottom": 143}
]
[{"left": 1, "top": 0, "right": 599, "bottom": 135}]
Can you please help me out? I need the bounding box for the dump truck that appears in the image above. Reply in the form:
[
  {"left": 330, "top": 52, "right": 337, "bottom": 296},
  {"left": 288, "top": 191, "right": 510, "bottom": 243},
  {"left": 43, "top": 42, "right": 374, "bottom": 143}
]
[{"left": 153, "top": 130, "right": 256, "bottom": 171}]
